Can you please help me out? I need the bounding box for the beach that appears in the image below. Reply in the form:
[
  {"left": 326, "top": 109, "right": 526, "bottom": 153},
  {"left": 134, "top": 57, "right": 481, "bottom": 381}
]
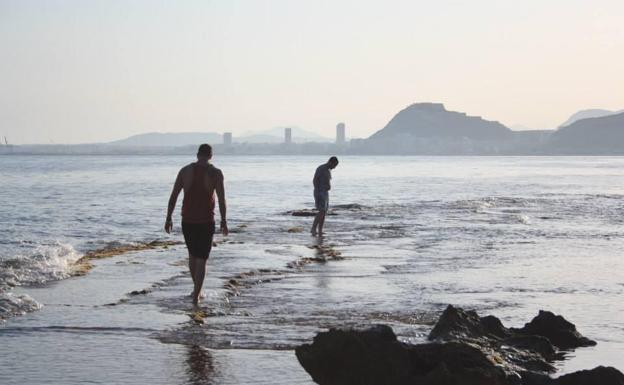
[{"left": 1, "top": 155, "right": 623, "bottom": 384}]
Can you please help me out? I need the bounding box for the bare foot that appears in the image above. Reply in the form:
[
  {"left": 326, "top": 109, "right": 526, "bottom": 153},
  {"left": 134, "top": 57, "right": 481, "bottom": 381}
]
[{"left": 189, "top": 291, "right": 206, "bottom": 299}]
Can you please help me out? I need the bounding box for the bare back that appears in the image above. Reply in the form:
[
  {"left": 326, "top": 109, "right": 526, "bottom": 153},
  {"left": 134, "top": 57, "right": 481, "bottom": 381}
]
[{"left": 179, "top": 162, "right": 223, "bottom": 224}]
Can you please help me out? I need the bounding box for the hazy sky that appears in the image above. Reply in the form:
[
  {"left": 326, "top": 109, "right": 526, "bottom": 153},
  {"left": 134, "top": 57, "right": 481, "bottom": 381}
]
[{"left": 1, "top": 0, "right": 623, "bottom": 144}]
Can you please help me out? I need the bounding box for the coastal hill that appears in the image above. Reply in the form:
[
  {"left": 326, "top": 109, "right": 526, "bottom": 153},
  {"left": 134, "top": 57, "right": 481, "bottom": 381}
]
[
  {"left": 550, "top": 111, "right": 624, "bottom": 153},
  {"left": 369, "top": 103, "right": 513, "bottom": 141},
  {"left": 358, "top": 103, "right": 624, "bottom": 154},
  {"left": 559, "top": 108, "right": 624, "bottom": 128},
  {"left": 109, "top": 132, "right": 222, "bottom": 147},
  {"left": 358, "top": 103, "right": 516, "bottom": 154}
]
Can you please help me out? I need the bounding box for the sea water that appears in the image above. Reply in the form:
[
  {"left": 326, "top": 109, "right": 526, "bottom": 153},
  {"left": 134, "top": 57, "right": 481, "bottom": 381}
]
[{"left": 1, "top": 155, "right": 623, "bottom": 384}]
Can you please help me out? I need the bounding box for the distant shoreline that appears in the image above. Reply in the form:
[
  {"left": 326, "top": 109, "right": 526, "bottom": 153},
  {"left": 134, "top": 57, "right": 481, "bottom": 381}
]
[{"left": 4, "top": 151, "right": 624, "bottom": 157}]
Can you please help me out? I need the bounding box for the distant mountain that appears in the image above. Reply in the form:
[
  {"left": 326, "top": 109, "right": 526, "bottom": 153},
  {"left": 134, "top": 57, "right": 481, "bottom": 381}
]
[
  {"left": 109, "top": 132, "right": 222, "bottom": 147},
  {"left": 239, "top": 127, "right": 332, "bottom": 143},
  {"left": 107, "top": 128, "right": 332, "bottom": 148},
  {"left": 550, "top": 112, "right": 624, "bottom": 152},
  {"left": 559, "top": 109, "right": 624, "bottom": 128},
  {"left": 369, "top": 103, "right": 513, "bottom": 141}
]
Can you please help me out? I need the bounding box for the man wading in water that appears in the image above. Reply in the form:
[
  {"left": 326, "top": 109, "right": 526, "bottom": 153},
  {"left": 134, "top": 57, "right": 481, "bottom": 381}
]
[
  {"left": 311, "top": 156, "right": 339, "bottom": 236},
  {"left": 165, "top": 144, "right": 228, "bottom": 305}
]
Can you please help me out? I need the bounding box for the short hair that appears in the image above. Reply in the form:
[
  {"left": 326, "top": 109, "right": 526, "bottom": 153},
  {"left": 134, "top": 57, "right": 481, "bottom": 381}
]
[
  {"left": 197, "top": 144, "right": 212, "bottom": 157},
  {"left": 328, "top": 156, "right": 339, "bottom": 164}
]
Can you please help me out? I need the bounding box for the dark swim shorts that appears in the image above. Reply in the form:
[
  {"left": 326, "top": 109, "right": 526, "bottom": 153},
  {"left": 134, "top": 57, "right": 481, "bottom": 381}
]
[
  {"left": 182, "top": 222, "right": 215, "bottom": 259},
  {"left": 314, "top": 190, "right": 329, "bottom": 211}
]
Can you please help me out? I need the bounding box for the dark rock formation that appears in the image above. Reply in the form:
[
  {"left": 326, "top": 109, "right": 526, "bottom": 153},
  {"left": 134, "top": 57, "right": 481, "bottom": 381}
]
[
  {"left": 428, "top": 305, "right": 510, "bottom": 341},
  {"left": 288, "top": 209, "right": 337, "bottom": 217},
  {"left": 331, "top": 203, "right": 366, "bottom": 210},
  {"left": 512, "top": 310, "right": 597, "bottom": 350},
  {"left": 296, "top": 325, "right": 514, "bottom": 385},
  {"left": 554, "top": 366, "right": 624, "bottom": 385},
  {"left": 289, "top": 209, "right": 318, "bottom": 217},
  {"left": 296, "top": 305, "right": 619, "bottom": 385}
]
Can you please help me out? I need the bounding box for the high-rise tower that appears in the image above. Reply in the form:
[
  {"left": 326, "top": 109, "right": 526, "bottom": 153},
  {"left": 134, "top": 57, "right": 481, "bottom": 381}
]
[
  {"left": 336, "top": 123, "right": 346, "bottom": 144},
  {"left": 223, "top": 132, "right": 232, "bottom": 145}
]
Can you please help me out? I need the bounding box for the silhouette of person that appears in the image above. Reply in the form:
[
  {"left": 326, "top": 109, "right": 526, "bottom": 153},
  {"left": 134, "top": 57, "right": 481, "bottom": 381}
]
[
  {"left": 165, "top": 144, "right": 228, "bottom": 305},
  {"left": 311, "top": 156, "right": 339, "bottom": 236}
]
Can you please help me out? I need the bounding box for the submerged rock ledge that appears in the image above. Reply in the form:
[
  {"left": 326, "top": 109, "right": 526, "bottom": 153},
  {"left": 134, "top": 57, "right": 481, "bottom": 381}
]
[{"left": 296, "top": 305, "right": 623, "bottom": 385}]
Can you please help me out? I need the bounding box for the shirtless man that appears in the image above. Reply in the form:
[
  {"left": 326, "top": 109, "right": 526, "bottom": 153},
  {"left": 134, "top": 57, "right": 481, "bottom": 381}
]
[
  {"left": 311, "top": 156, "right": 339, "bottom": 236},
  {"left": 165, "top": 144, "right": 228, "bottom": 305}
]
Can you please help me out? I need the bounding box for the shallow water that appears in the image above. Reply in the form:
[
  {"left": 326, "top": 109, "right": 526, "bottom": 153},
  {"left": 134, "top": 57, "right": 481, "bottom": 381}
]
[{"left": 1, "top": 155, "right": 623, "bottom": 383}]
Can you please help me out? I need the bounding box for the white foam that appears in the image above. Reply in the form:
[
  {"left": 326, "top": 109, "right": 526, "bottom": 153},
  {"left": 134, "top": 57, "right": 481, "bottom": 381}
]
[
  {"left": 0, "top": 242, "right": 81, "bottom": 289},
  {"left": 0, "top": 292, "right": 42, "bottom": 321}
]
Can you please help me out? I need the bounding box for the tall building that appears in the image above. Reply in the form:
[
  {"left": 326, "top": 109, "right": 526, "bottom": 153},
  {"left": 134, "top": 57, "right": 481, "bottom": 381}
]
[
  {"left": 284, "top": 127, "right": 292, "bottom": 144},
  {"left": 223, "top": 132, "right": 232, "bottom": 145},
  {"left": 336, "top": 122, "right": 346, "bottom": 144}
]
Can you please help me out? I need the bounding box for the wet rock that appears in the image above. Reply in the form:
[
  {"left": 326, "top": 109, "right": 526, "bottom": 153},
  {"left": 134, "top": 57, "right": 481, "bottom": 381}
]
[
  {"left": 429, "top": 305, "right": 593, "bottom": 360},
  {"left": 289, "top": 209, "right": 318, "bottom": 217},
  {"left": 554, "top": 366, "right": 624, "bottom": 385},
  {"left": 503, "top": 335, "right": 559, "bottom": 359},
  {"left": 286, "top": 257, "right": 327, "bottom": 269},
  {"left": 128, "top": 289, "right": 150, "bottom": 296},
  {"left": 190, "top": 310, "right": 209, "bottom": 324},
  {"left": 512, "top": 310, "right": 597, "bottom": 350},
  {"left": 288, "top": 209, "right": 337, "bottom": 217},
  {"left": 72, "top": 239, "right": 182, "bottom": 275},
  {"left": 287, "top": 226, "right": 304, "bottom": 233},
  {"left": 308, "top": 244, "right": 343, "bottom": 260},
  {"left": 296, "top": 325, "right": 514, "bottom": 385},
  {"left": 332, "top": 203, "right": 366, "bottom": 210},
  {"left": 296, "top": 306, "right": 619, "bottom": 385},
  {"left": 429, "top": 305, "right": 510, "bottom": 341}
]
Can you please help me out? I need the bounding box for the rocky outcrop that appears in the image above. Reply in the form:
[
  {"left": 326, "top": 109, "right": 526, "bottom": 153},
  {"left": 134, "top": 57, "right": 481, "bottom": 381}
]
[
  {"left": 512, "top": 310, "right": 597, "bottom": 350},
  {"left": 295, "top": 305, "right": 620, "bottom": 385},
  {"left": 288, "top": 209, "right": 337, "bottom": 217},
  {"left": 296, "top": 324, "right": 513, "bottom": 385},
  {"left": 555, "top": 366, "right": 624, "bottom": 385},
  {"left": 430, "top": 305, "right": 595, "bottom": 353}
]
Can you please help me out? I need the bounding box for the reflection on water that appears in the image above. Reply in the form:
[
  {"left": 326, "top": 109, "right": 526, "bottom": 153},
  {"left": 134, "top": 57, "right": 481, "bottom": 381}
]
[
  {"left": 312, "top": 236, "right": 330, "bottom": 289},
  {"left": 186, "top": 345, "right": 215, "bottom": 385}
]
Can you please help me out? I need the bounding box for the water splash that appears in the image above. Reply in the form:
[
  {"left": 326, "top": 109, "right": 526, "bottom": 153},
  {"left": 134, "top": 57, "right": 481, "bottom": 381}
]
[
  {"left": 0, "top": 242, "right": 80, "bottom": 289},
  {"left": 0, "top": 293, "right": 42, "bottom": 321}
]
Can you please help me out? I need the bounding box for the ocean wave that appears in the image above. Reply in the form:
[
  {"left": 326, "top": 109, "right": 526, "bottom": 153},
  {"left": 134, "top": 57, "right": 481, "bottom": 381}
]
[
  {"left": 0, "top": 293, "right": 42, "bottom": 321},
  {"left": 0, "top": 242, "right": 81, "bottom": 289}
]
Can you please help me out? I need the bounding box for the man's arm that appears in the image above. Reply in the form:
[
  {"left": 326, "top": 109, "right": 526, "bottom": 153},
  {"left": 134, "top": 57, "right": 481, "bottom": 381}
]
[
  {"left": 215, "top": 170, "right": 228, "bottom": 236},
  {"left": 312, "top": 167, "right": 320, "bottom": 187},
  {"left": 165, "top": 170, "right": 183, "bottom": 233}
]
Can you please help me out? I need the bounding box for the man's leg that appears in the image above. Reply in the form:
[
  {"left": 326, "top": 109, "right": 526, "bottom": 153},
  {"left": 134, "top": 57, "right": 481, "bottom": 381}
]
[
  {"left": 189, "top": 253, "right": 206, "bottom": 298},
  {"left": 311, "top": 212, "right": 321, "bottom": 235},
  {"left": 317, "top": 210, "right": 326, "bottom": 235},
  {"left": 191, "top": 256, "right": 207, "bottom": 305},
  {"left": 188, "top": 253, "right": 197, "bottom": 285}
]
